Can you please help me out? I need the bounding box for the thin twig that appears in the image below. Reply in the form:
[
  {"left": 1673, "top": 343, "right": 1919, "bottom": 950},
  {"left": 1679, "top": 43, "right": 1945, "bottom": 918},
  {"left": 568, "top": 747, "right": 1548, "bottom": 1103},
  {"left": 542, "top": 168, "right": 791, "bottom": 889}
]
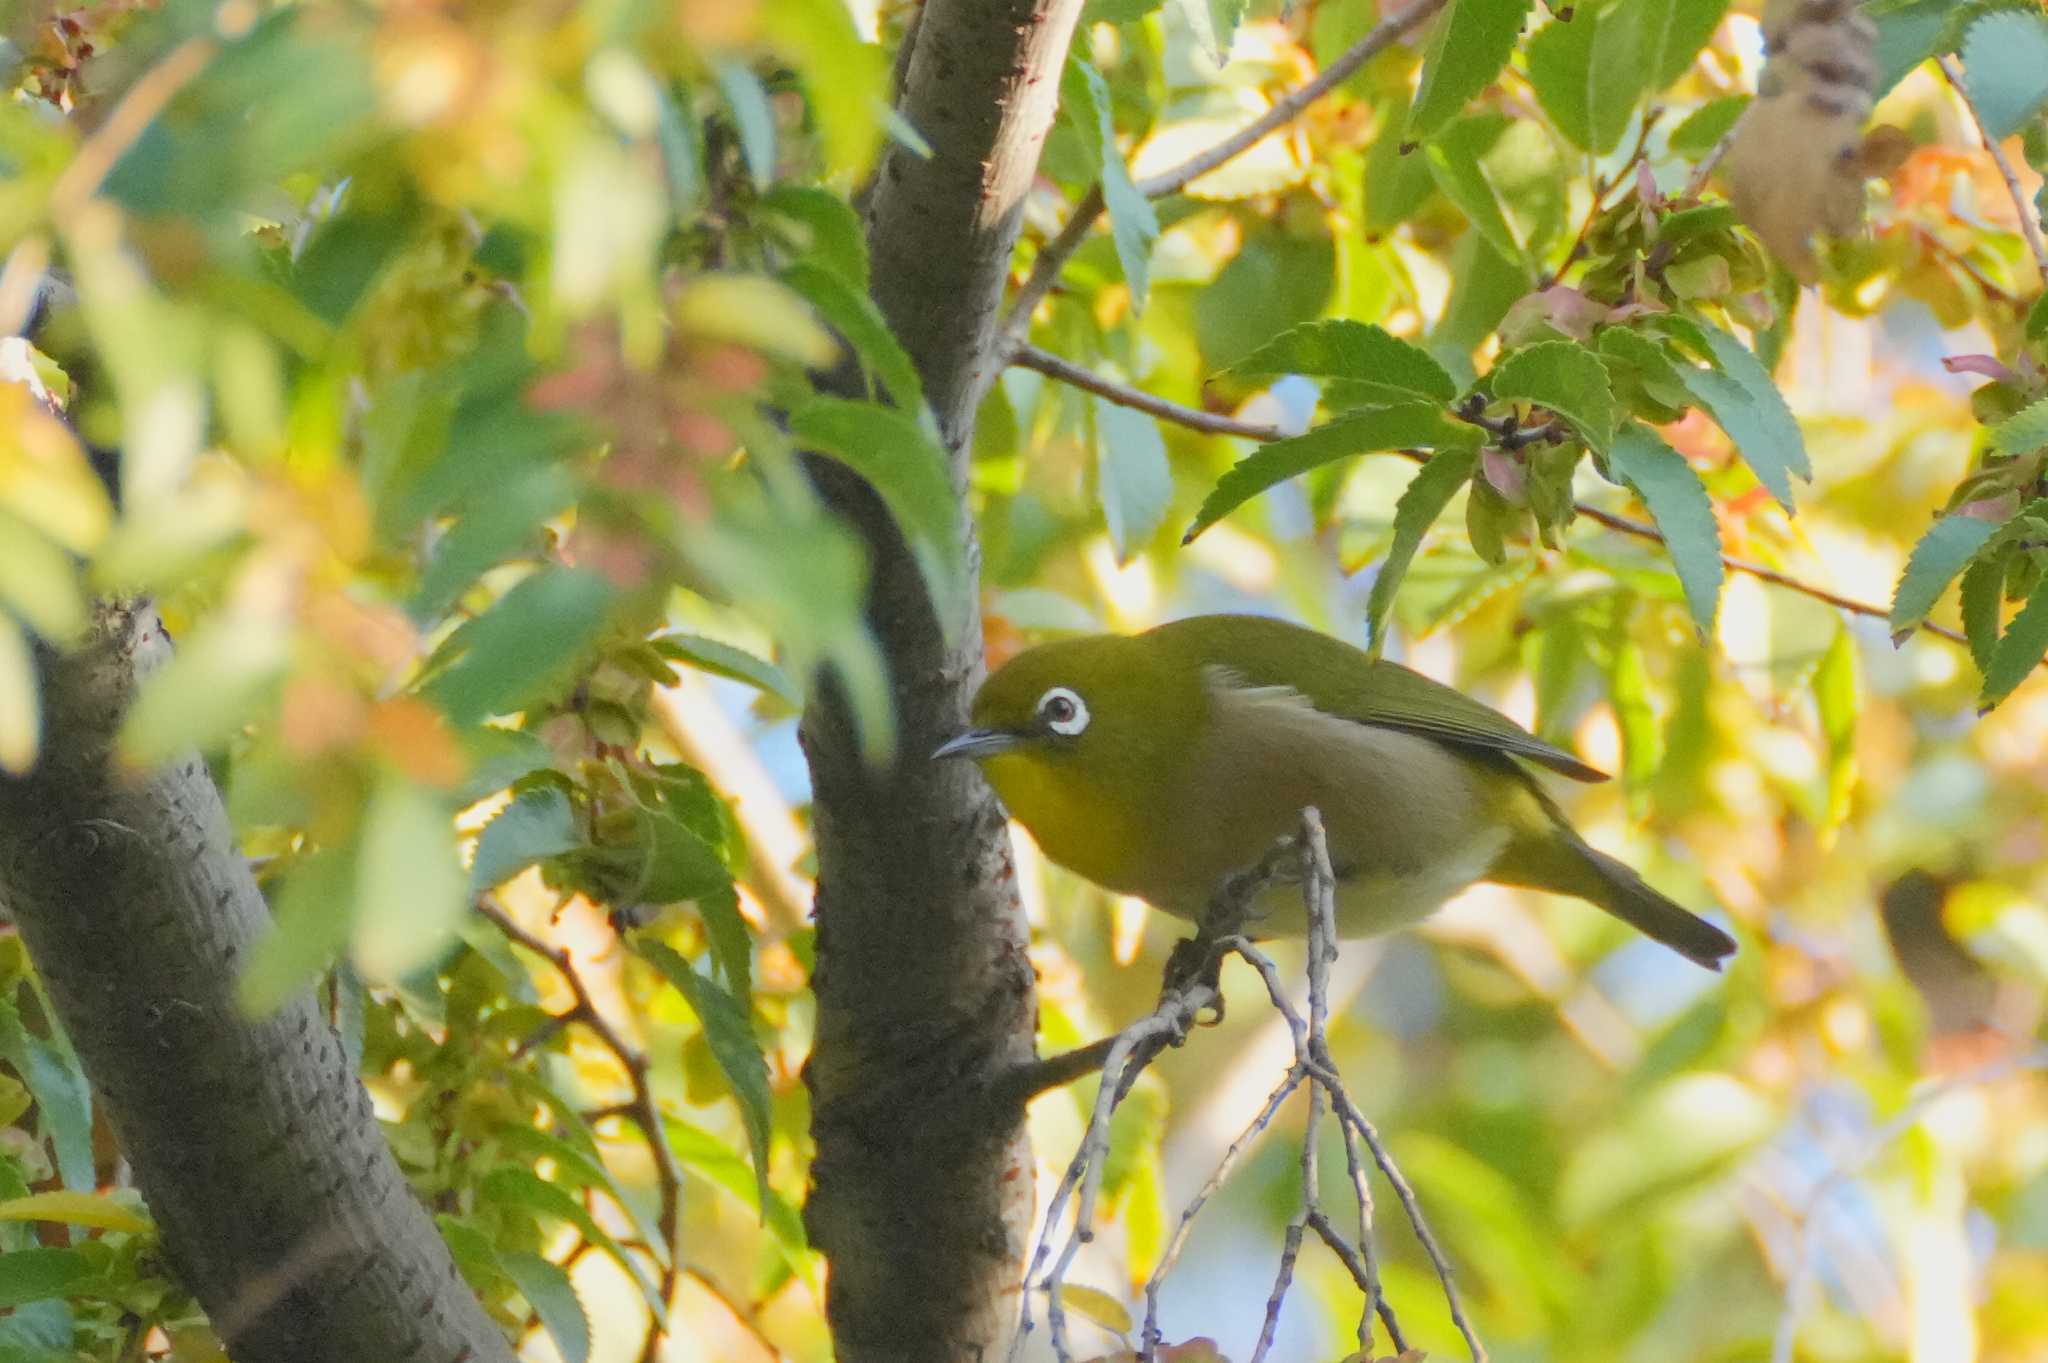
[
  {"left": 1937, "top": 55, "right": 2048, "bottom": 282},
  {"left": 477, "top": 897, "right": 684, "bottom": 1363},
  {"left": 1018, "top": 346, "right": 1957, "bottom": 650},
  {"left": 1013, "top": 343, "right": 1285, "bottom": 440},
  {"left": 1017, "top": 811, "right": 1478, "bottom": 1363},
  {"left": 1001, "top": 0, "right": 1451, "bottom": 344}
]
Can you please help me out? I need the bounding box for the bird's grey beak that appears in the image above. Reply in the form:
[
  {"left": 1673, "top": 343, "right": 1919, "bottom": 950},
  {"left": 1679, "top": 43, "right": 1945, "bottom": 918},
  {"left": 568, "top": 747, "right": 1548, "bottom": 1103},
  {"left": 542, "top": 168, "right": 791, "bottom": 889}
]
[{"left": 932, "top": 728, "right": 1021, "bottom": 761}]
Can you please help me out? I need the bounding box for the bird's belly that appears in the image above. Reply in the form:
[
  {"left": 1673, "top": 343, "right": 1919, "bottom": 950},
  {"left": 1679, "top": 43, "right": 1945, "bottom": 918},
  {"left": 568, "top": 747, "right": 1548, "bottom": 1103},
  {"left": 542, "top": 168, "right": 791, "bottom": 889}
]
[{"left": 1243, "top": 825, "right": 1510, "bottom": 938}]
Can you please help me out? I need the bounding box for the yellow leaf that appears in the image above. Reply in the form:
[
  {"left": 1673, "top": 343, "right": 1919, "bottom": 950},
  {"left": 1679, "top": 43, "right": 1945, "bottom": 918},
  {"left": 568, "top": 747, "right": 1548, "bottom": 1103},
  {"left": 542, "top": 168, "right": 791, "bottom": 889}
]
[
  {"left": 0, "top": 1191, "right": 154, "bottom": 1235},
  {"left": 1056, "top": 1282, "right": 1134, "bottom": 1335},
  {"left": 0, "top": 612, "right": 39, "bottom": 774}
]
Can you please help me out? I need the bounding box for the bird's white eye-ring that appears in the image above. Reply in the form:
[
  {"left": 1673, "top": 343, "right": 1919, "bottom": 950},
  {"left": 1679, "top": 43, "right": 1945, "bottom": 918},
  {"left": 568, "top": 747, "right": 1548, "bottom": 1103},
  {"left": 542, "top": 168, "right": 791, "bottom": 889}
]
[{"left": 1037, "top": 686, "right": 1089, "bottom": 736}]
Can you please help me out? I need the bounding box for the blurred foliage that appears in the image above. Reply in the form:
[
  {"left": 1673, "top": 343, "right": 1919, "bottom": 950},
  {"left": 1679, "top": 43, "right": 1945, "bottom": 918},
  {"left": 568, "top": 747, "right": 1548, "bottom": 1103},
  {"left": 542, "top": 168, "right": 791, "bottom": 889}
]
[{"left": 0, "top": 0, "right": 2047, "bottom": 1360}]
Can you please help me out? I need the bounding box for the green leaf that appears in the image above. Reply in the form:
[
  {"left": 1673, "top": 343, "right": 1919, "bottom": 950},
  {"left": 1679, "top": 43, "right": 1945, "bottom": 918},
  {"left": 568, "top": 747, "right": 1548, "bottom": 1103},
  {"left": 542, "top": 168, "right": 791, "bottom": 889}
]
[
  {"left": 1185, "top": 405, "right": 1471, "bottom": 543},
  {"left": 673, "top": 274, "right": 840, "bottom": 368},
  {"left": 1891, "top": 515, "right": 2000, "bottom": 636},
  {"left": 118, "top": 611, "right": 289, "bottom": 765},
  {"left": 664, "top": 1116, "right": 811, "bottom": 1275},
  {"left": 0, "top": 614, "right": 37, "bottom": 776},
  {"left": 1991, "top": 395, "right": 2048, "bottom": 454},
  {"left": 1961, "top": 552, "right": 2005, "bottom": 673},
  {"left": 1423, "top": 116, "right": 1527, "bottom": 267},
  {"left": 0, "top": 1192, "right": 150, "bottom": 1236},
  {"left": 1815, "top": 625, "right": 1857, "bottom": 840},
  {"left": 779, "top": 260, "right": 924, "bottom": 412},
  {"left": 353, "top": 777, "right": 465, "bottom": 984},
  {"left": 410, "top": 467, "right": 576, "bottom": 624},
  {"left": 1668, "top": 95, "right": 1750, "bottom": 157},
  {"left": 1367, "top": 445, "right": 1483, "bottom": 652},
  {"left": 422, "top": 568, "right": 616, "bottom": 727},
  {"left": 638, "top": 942, "right": 774, "bottom": 1205},
  {"left": 1095, "top": 398, "right": 1173, "bottom": 563},
  {"left": 1983, "top": 574, "right": 2048, "bottom": 706},
  {"left": 0, "top": 517, "right": 84, "bottom": 645},
  {"left": 498, "top": 1252, "right": 590, "bottom": 1363},
  {"left": 760, "top": 184, "right": 870, "bottom": 291},
  {"left": 470, "top": 783, "right": 581, "bottom": 895},
  {"left": 1960, "top": 7, "right": 2048, "bottom": 138},
  {"left": 1365, "top": 95, "right": 1438, "bottom": 232},
  {"left": 1608, "top": 424, "right": 1724, "bottom": 633},
  {"left": 1408, "top": 0, "right": 1535, "bottom": 143},
  {"left": 1433, "top": 233, "right": 1534, "bottom": 375},
  {"left": 788, "top": 396, "right": 964, "bottom": 616},
  {"left": 1873, "top": 0, "right": 1957, "bottom": 96},
  {"left": 1194, "top": 227, "right": 1338, "bottom": 373},
  {"left": 1490, "top": 341, "right": 1617, "bottom": 452},
  {"left": 1673, "top": 324, "right": 1809, "bottom": 512},
  {"left": 715, "top": 61, "right": 778, "bottom": 190},
  {"left": 1172, "top": 0, "right": 1248, "bottom": 65},
  {"left": 1526, "top": 0, "right": 1692, "bottom": 153},
  {"left": 1225, "top": 320, "right": 1457, "bottom": 402},
  {"left": 651, "top": 634, "right": 801, "bottom": 707},
  {"left": 0, "top": 993, "right": 90, "bottom": 1191},
  {"left": 0, "top": 1249, "right": 89, "bottom": 1309},
  {"left": 479, "top": 1167, "right": 663, "bottom": 1312},
  {"left": 238, "top": 851, "right": 356, "bottom": 1016},
  {"left": 1064, "top": 59, "right": 1159, "bottom": 312}
]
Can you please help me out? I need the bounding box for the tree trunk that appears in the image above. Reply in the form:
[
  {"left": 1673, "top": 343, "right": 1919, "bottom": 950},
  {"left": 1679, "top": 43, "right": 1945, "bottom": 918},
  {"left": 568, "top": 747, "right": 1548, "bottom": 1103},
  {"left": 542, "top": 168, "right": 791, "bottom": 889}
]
[
  {"left": 798, "top": 0, "right": 1084, "bottom": 1357},
  {"left": 0, "top": 599, "right": 514, "bottom": 1363}
]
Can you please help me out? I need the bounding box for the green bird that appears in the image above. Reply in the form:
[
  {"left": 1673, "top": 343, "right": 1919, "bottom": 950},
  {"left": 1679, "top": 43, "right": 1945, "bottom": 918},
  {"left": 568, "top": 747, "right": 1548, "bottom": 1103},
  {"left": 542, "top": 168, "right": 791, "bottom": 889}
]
[{"left": 933, "top": 614, "right": 1735, "bottom": 969}]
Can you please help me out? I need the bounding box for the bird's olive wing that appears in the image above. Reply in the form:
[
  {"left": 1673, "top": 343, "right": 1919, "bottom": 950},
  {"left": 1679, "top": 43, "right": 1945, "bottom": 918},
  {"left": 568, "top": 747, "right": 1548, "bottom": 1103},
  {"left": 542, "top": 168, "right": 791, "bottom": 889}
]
[{"left": 1333, "top": 661, "right": 1610, "bottom": 782}]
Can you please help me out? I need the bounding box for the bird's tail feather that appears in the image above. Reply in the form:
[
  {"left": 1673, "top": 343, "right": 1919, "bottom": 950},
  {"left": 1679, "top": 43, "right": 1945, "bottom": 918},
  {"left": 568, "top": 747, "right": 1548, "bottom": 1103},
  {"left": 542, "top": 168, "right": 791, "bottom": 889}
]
[{"left": 1574, "top": 844, "right": 1736, "bottom": 970}]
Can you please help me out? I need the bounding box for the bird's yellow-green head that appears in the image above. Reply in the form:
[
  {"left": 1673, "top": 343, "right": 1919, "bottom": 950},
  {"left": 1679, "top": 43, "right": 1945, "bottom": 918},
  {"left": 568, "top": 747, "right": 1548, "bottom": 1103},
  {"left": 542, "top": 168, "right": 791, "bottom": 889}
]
[{"left": 931, "top": 633, "right": 1204, "bottom": 892}]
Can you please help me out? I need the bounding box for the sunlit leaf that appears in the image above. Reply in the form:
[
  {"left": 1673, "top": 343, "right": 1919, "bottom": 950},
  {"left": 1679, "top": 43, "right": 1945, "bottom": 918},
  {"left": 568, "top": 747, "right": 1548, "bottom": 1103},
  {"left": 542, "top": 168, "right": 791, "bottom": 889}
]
[
  {"left": 1959, "top": 7, "right": 2048, "bottom": 138},
  {"left": 789, "top": 396, "right": 964, "bottom": 613},
  {"left": 716, "top": 61, "right": 779, "bottom": 190},
  {"left": 1815, "top": 624, "right": 1857, "bottom": 842},
  {"left": 1095, "top": 398, "right": 1173, "bottom": 563},
  {"left": 1055, "top": 1283, "right": 1133, "bottom": 1333},
  {"left": 0, "top": 991, "right": 90, "bottom": 1191},
  {"left": 497, "top": 1252, "right": 590, "bottom": 1363},
  {"left": 781, "top": 260, "right": 924, "bottom": 412},
  {"left": 423, "top": 568, "right": 616, "bottom": 727},
  {"left": 0, "top": 383, "right": 112, "bottom": 555},
  {"left": 639, "top": 942, "right": 773, "bottom": 1205},
  {"left": 1065, "top": 58, "right": 1159, "bottom": 312},
  {"left": 673, "top": 275, "right": 840, "bottom": 368},
  {"left": 664, "top": 1116, "right": 810, "bottom": 1274},
  {"left": 1671, "top": 323, "right": 1809, "bottom": 512},
  {"left": 652, "top": 633, "right": 801, "bottom": 707},
  {"left": 1171, "top": 0, "right": 1247, "bottom": 65},
  {"left": 470, "top": 783, "right": 581, "bottom": 894},
  {"left": 1226, "top": 320, "right": 1457, "bottom": 403},
  {"left": 479, "top": 1167, "right": 663, "bottom": 1312},
  {"left": 0, "top": 614, "right": 38, "bottom": 776},
  {"left": 1891, "top": 514, "right": 1999, "bottom": 637},
  {"left": 0, "top": 1248, "right": 90, "bottom": 1309},
  {"left": 1407, "top": 0, "right": 1535, "bottom": 144},
  {"left": 118, "top": 610, "right": 290, "bottom": 766},
  {"left": 1367, "top": 445, "right": 1482, "bottom": 652},
  {"left": 1186, "top": 405, "right": 1472, "bottom": 543},
  {"left": 1608, "top": 424, "right": 1722, "bottom": 632},
  {"left": 1982, "top": 575, "right": 2048, "bottom": 707},
  {"left": 1491, "top": 341, "right": 1616, "bottom": 453},
  {"left": 0, "top": 1192, "right": 150, "bottom": 1236},
  {"left": 1991, "top": 395, "right": 2048, "bottom": 455},
  {"left": 353, "top": 776, "right": 466, "bottom": 983}
]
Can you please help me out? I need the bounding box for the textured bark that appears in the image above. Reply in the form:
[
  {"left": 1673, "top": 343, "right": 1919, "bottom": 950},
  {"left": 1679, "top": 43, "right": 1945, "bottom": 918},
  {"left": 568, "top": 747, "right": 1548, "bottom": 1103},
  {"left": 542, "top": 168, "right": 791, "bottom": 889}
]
[
  {"left": 0, "top": 600, "right": 513, "bottom": 1363},
  {"left": 798, "top": 0, "right": 1084, "bottom": 1357}
]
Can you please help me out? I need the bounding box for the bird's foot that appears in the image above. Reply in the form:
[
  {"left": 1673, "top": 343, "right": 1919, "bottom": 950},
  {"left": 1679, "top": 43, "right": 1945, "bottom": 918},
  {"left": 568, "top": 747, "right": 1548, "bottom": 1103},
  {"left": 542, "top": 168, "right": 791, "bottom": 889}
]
[{"left": 1160, "top": 935, "right": 1227, "bottom": 1037}]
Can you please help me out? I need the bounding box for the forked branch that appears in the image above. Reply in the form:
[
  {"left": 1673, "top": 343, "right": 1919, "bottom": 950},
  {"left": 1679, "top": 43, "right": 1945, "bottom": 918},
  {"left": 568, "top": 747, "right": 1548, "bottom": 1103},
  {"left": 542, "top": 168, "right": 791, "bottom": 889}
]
[{"left": 1005, "top": 809, "right": 1485, "bottom": 1363}]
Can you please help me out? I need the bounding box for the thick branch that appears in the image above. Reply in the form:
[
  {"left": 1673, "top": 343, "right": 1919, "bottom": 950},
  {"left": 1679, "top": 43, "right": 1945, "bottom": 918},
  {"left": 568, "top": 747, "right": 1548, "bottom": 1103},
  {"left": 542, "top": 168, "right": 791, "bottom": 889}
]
[
  {"left": 798, "top": 0, "right": 1086, "bottom": 1359},
  {"left": 0, "top": 601, "right": 513, "bottom": 1363}
]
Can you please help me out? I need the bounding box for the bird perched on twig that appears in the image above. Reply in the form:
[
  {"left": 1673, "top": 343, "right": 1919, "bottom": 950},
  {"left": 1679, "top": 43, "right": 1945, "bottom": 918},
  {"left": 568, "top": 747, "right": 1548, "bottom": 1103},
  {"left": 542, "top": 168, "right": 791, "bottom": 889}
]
[{"left": 935, "top": 614, "right": 1735, "bottom": 969}]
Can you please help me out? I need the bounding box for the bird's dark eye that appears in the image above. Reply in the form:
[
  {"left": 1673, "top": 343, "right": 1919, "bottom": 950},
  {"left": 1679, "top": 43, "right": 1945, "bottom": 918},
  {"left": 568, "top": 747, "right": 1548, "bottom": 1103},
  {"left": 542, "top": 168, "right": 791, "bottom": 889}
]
[{"left": 1036, "top": 686, "right": 1089, "bottom": 735}]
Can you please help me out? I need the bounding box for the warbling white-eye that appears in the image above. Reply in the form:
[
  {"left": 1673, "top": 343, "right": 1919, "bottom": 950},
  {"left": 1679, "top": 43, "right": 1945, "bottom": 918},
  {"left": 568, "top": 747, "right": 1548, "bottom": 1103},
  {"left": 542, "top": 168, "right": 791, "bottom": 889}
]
[{"left": 933, "top": 614, "right": 1735, "bottom": 969}]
